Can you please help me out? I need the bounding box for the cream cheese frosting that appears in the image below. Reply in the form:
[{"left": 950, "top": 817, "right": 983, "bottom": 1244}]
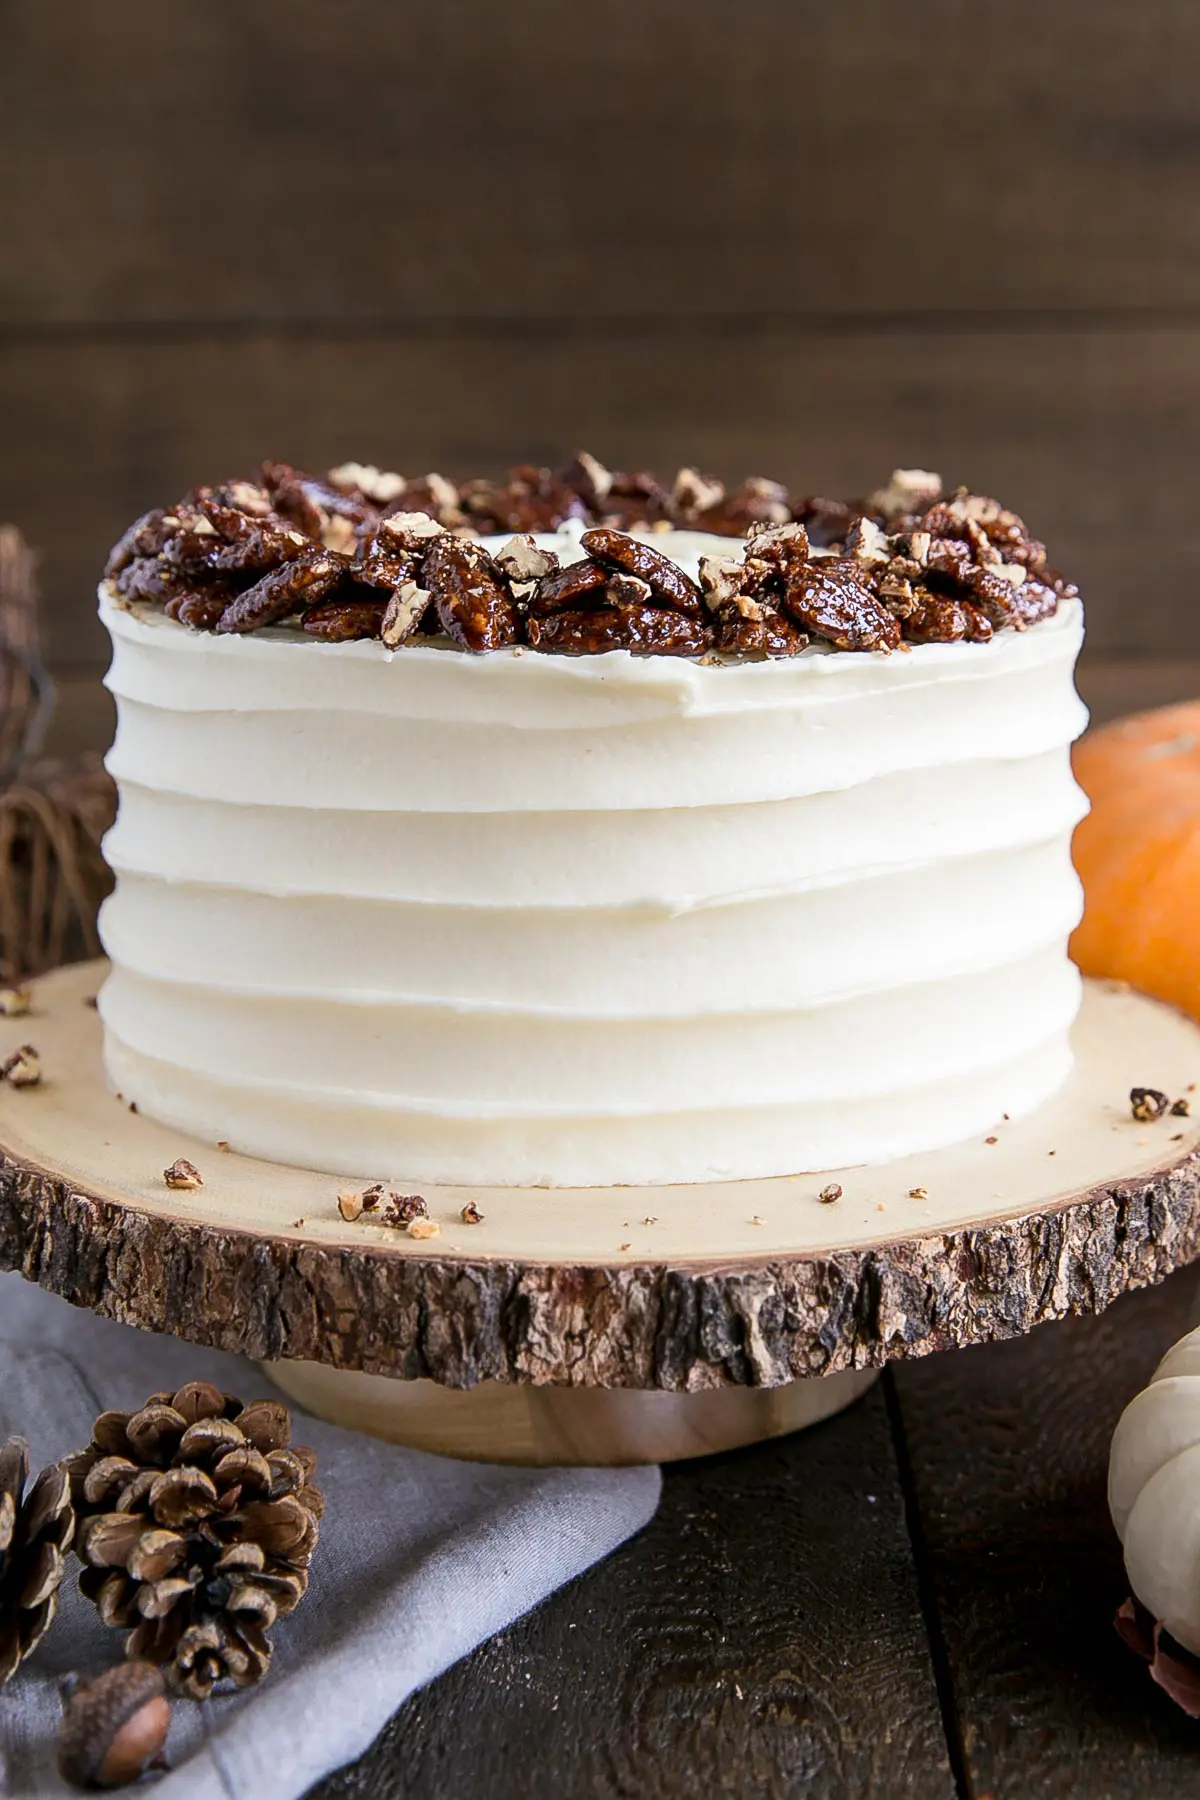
[{"left": 97, "top": 536, "right": 1088, "bottom": 1187}]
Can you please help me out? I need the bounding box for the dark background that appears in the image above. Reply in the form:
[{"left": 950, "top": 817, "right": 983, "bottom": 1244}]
[{"left": 3, "top": 0, "right": 1199, "bottom": 748}]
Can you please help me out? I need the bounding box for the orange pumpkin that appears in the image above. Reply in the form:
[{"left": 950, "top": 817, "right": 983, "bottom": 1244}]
[{"left": 1072, "top": 702, "right": 1200, "bottom": 1020}]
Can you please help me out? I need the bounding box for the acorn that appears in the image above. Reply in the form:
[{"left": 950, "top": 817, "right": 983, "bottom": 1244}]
[{"left": 58, "top": 1662, "right": 171, "bottom": 1789}]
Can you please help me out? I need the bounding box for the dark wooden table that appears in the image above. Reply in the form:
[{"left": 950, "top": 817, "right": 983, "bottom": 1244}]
[{"left": 307, "top": 1270, "right": 1200, "bottom": 1798}]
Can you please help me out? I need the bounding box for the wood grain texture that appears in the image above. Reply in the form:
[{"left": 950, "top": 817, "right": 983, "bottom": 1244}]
[
  {"left": 892, "top": 1268, "right": 1200, "bottom": 1798},
  {"left": 7, "top": 326, "right": 1200, "bottom": 667},
  {"left": 308, "top": 1384, "right": 954, "bottom": 1800},
  {"left": 4, "top": 0, "right": 1200, "bottom": 325}
]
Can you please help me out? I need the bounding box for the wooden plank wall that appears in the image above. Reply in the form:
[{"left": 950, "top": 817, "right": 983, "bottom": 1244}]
[{"left": 3, "top": 0, "right": 1199, "bottom": 738}]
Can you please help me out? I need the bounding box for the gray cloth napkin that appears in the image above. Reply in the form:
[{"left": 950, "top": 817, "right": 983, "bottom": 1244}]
[{"left": 0, "top": 1273, "right": 661, "bottom": 1798}]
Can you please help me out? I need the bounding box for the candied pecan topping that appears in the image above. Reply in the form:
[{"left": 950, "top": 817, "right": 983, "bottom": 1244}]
[
  {"left": 216, "top": 547, "right": 349, "bottom": 633},
  {"left": 301, "top": 596, "right": 387, "bottom": 640},
  {"left": 580, "top": 528, "right": 704, "bottom": 615},
  {"left": 782, "top": 558, "right": 901, "bottom": 652},
  {"left": 526, "top": 604, "right": 711, "bottom": 657},
  {"left": 423, "top": 535, "right": 519, "bottom": 652},
  {"left": 103, "top": 458, "right": 1073, "bottom": 660}
]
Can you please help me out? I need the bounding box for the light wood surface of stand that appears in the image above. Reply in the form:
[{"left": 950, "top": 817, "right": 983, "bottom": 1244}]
[{"left": 2, "top": 963, "right": 1200, "bottom": 1463}]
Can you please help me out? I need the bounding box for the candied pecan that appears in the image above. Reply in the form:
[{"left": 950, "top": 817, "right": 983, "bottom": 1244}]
[
  {"left": 715, "top": 594, "right": 808, "bottom": 659},
  {"left": 461, "top": 466, "right": 586, "bottom": 534},
  {"left": 793, "top": 496, "right": 859, "bottom": 548},
  {"left": 267, "top": 467, "right": 378, "bottom": 544},
  {"left": 1042, "top": 568, "right": 1080, "bottom": 601},
  {"left": 557, "top": 451, "right": 615, "bottom": 510},
  {"left": 526, "top": 604, "right": 711, "bottom": 657},
  {"left": 902, "top": 592, "right": 967, "bottom": 644},
  {"left": 423, "top": 536, "right": 519, "bottom": 651},
  {"left": 216, "top": 547, "right": 349, "bottom": 633},
  {"left": 526, "top": 558, "right": 609, "bottom": 616},
  {"left": 580, "top": 528, "right": 703, "bottom": 615},
  {"left": 351, "top": 533, "right": 420, "bottom": 592},
  {"left": 595, "top": 470, "right": 673, "bottom": 529},
  {"left": 782, "top": 558, "right": 900, "bottom": 651},
  {"left": 1008, "top": 577, "right": 1060, "bottom": 626},
  {"left": 301, "top": 596, "right": 386, "bottom": 640},
  {"left": 492, "top": 535, "right": 560, "bottom": 584},
  {"left": 200, "top": 501, "right": 310, "bottom": 574},
  {"left": 960, "top": 601, "right": 994, "bottom": 642},
  {"left": 105, "top": 508, "right": 187, "bottom": 578},
  {"left": 694, "top": 476, "right": 792, "bottom": 536},
  {"left": 167, "top": 585, "right": 238, "bottom": 631},
  {"left": 381, "top": 581, "right": 433, "bottom": 646}
]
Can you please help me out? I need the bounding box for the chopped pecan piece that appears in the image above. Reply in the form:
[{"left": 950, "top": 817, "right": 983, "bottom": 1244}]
[
  {"left": 698, "top": 554, "right": 747, "bottom": 613},
  {"left": 216, "top": 547, "right": 349, "bottom": 633},
  {"left": 868, "top": 469, "right": 943, "bottom": 519},
  {"left": 782, "top": 559, "right": 901, "bottom": 651},
  {"left": 493, "top": 535, "right": 560, "bottom": 583},
  {"left": 377, "top": 511, "right": 447, "bottom": 557},
  {"left": 558, "top": 451, "right": 614, "bottom": 510},
  {"left": 327, "top": 462, "right": 407, "bottom": 505},
  {"left": 526, "top": 604, "right": 712, "bottom": 656},
  {"left": 526, "top": 558, "right": 609, "bottom": 616},
  {"left": 923, "top": 536, "right": 974, "bottom": 586},
  {"left": 580, "top": 528, "right": 703, "bottom": 615},
  {"left": 968, "top": 566, "right": 1057, "bottom": 629},
  {"left": 261, "top": 463, "right": 378, "bottom": 543},
  {"left": 844, "top": 516, "right": 890, "bottom": 565},
  {"left": 423, "top": 536, "right": 519, "bottom": 651},
  {"left": 743, "top": 523, "right": 811, "bottom": 587},
  {"left": 301, "top": 596, "right": 386, "bottom": 640},
  {"left": 381, "top": 580, "right": 433, "bottom": 646},
  {"left": 671, "top": 467, "right": 726, "bottom": 520}
]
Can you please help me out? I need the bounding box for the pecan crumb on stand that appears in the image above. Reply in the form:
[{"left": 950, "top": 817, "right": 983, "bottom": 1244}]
[
  {"left": 818, "top": 1183, "right": 843, "bottom": 1204},
  {"left": 163, "top": 1158, "right": 203, "bottom": 1191},
  {"left": 0, "top": 984, "right": 31, "bottom": 1017},
  {"left": 1131, "top": 1087, "right": 1172, "bottom": 1122},
  {"left": 460, "top": 1200, "right": 485, "bottom": 1224},
  {"left": 0, "top": 1045, "right": 41, "bottom": 1087}
]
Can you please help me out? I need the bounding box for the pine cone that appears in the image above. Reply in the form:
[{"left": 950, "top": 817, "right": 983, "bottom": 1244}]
[
  {"left": 65, "top": 1381, "right": 323, "bottom": 1700},
  {"left": 0, "top": 1436, "right": 74, "bottom": 1686}
]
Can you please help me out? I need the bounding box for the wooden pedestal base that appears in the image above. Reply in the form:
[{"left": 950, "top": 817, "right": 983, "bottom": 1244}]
[
  {"left": 6, "top": 963, "right": 1200, "bottom": 1466},
  {"left": 267, "top": 1361, "right": 880, "bottom": 1465}
]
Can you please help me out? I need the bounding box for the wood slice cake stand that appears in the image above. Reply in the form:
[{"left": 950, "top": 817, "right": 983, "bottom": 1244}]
[{"left": 3, "top": 962, "right": 1200, "bottom": 1466}]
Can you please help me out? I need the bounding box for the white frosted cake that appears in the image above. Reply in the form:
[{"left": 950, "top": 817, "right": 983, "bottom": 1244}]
[{"left": 97, "top": 458, "right": 1088, "bottom": 1186}]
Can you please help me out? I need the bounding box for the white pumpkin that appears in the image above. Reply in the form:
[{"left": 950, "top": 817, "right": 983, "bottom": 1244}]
[{"left": 1110, "top": 1323, "right": 1200, "bottom": 1653}]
